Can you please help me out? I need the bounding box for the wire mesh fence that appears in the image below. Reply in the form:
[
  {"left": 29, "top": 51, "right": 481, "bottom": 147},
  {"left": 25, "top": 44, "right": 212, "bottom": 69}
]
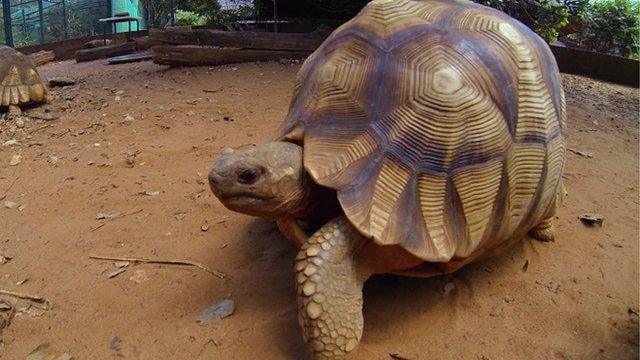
[{"left": 0, "top": 0, "right": 131, "bottom": 48}]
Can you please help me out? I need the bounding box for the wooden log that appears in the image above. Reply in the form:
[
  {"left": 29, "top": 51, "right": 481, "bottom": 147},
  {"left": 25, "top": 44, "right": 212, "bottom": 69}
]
[
  {"left": 84, "top": 39, "right": 113, "bottom": 48},
  {"left": 75, "top": 42, "right": 136, "bottom": 62},
  {"left": 149, "top": 28, "right": 326, "bottom": 52},
  {"left": 28, "top": 50, "right": 55, "bottom": 66},
  {"left": 133, "top": 36, "right": 159, "bottom": 51},
  {"left": 151, "top": 45, "right": 309, "bottom": 67}
]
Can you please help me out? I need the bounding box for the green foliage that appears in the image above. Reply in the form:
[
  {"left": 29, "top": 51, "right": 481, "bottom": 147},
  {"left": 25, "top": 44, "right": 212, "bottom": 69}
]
[
  {"left": 141, "top": 0, "right": 252, "bottom": 30},
  {"left": 175, "top": 9, "right": 207, "bottom": 26},
  {"left": 574, "top": 0, "right": 639, "bottom": 58},
  {"left": 474, "top": 0, "right": 569, "bottom": 42},
  {"left": 533, "top": 0, "right": 569, "bottom": 43},
  {"left": 205, "top": 5, "right": 253, "bottom": 30}
]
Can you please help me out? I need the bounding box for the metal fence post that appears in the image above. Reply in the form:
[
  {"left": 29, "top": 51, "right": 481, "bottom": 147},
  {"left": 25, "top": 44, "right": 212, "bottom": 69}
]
[
  {"left": 168, "top": 0, "right": 174, "bottom": 26},
  {"left": 273, "top": 0, "right": 278, "bottom": 33},
  {"left": 38, "top": 0, "right": 44, "bottom": 43},
  {"left": 62, "top": 0, "right": 68, "bottom": 39},
  {"left": 2, "top": 0, "right": 12, "bottom": 47}
]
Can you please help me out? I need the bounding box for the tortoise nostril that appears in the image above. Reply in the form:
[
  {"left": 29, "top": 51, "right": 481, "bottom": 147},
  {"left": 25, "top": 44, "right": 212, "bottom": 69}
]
[{"left": 238, "top": 168, "right": 259, "bottom": 184}]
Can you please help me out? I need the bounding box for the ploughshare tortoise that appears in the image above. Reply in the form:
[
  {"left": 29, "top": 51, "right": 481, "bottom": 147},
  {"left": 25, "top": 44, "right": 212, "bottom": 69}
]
[
  {"left": 209, "top": 0, "right": 567, "bottom": 358},
  {"left": 0, "top": 46, "right": 47, "bottom": 116}
]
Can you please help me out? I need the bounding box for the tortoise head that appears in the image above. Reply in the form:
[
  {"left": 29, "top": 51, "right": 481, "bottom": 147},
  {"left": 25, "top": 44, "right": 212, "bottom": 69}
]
[{"left": 208, "top": 142, "right": 308, "bottom": 219}]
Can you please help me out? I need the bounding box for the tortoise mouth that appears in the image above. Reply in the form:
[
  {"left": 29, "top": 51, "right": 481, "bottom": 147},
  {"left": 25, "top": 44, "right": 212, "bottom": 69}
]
[{"left": 218, "top": 193, "right": 274, "bottom": 203}]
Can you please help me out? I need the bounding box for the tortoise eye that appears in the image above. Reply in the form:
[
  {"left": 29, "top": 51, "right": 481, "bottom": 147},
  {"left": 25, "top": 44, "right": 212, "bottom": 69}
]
[{"left": 238, "top": 168, "right": 259, "bottom": 184}]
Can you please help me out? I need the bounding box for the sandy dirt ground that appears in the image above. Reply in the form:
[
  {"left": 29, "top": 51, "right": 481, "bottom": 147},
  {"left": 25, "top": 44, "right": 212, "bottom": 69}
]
[{"left": 0, "top": 59, "right": 637, "bottom": 360}]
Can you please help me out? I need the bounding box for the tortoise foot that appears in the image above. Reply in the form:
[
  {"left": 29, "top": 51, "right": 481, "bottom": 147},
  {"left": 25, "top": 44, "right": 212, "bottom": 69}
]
[{"left": 529, "top": 218, "right": 555, "bottom": 242}]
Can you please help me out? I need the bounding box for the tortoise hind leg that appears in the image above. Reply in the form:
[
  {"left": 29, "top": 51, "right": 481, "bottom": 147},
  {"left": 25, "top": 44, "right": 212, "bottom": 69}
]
[
  {"left": 529, "top": 185, "right": 563, "bottom": 242},
  {"left": 294, "top": 216, "right": 372, "bottom": 359},
  {"left": 529, "top": 216, "right": 555, "bottom": 242}
]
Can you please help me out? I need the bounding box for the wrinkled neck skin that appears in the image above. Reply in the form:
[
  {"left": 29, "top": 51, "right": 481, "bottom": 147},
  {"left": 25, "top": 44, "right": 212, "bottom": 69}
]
[{"left": 208, "top": 141, "right": 337, "bottom": 224}]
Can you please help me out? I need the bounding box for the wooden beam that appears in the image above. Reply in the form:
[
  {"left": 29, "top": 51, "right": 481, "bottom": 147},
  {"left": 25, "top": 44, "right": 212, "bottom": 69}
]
[
  {"left": 148, "top": 28, "right": 327, "bottom": 52},
  {"left": 75, "top": 42, "right": 136, "bottom": 62},
  {"left": 151, "top": 45, "right": 309, "bottom": 67},
  {"left": 28, "top": 50, "right": 55, "bottom": 66}
]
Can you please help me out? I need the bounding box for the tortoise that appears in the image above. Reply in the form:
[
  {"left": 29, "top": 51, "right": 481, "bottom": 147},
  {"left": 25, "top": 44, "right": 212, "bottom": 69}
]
[
  {"left": 0, "top": 46, "right": 47, "bottom": 117},
  {"left": 208, "top": 0, "right": 566, "bottom": 358}
]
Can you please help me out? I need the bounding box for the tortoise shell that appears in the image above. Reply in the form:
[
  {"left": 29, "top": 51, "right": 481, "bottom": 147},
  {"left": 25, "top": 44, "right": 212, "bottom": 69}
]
[
  {"left": 0, "top": 46, "right": 47, "bottom": 106},
  {"left": 279, "top": 0, "right": 567, "bottom": 262}
]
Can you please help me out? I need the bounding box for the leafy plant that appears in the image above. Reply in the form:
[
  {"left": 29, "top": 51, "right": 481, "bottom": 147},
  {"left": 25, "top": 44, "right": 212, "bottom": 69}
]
[
  {"left": 206, "top": 5, "right": 253, "bottom": 30},
  {"left": 175, "top": 9, "right": 207, "bottom": 26},
  {"left": 532, "top": 0, "right": 569, "bottom": 43},
  {"left": 474, "top": 0, "right": 569, "bottom": 42},
  {"left": 574, "top": 0, "right": 639, "bottom": 58}
]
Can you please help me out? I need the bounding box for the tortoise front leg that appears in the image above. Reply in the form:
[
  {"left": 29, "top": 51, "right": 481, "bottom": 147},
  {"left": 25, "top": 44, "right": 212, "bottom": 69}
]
[
  {"left": 294, "top": 216, "right": 372, "bottom": 359},
  {"left": 7, "top": 105, "right": 21, "bottom": 119}
]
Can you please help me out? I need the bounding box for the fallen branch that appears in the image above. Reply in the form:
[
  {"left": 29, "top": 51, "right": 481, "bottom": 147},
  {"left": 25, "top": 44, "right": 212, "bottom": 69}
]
[
  {"left": 28, "top": 124, "right": 53, "bottom": 135},
  {"left": 0, "top": 289, "right": 50, "bottom": 305},
  {"left": 91, "top": 208, "right": 143, "bottom": 232},
  {"left": 0, "top": 177, "right": 19, "bottom": 201},
  {"left": 89, "top": 255, "right": 226, "bottom": 279}
]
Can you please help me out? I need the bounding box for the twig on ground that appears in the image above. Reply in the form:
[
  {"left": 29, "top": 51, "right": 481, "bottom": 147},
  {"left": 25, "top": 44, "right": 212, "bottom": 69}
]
[
  {"left": 0, "top": 177, "right": 19, "bottom": 201},
  {"left": 89, "top": 255, "right": 226, "bottom": 279},
  {"left": 90, "top": 208, "right": 143, "bottom": 232},
  {"left": 27, "top": 124, "right": 53, "bottom": 134},
  {"left": 0, "top": 289, "right": 49, "bottom": 305}
]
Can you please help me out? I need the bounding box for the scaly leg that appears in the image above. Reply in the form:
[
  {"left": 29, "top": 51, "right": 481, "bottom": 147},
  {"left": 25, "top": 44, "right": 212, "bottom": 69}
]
[
  {"left": 529, "top": 188, "right": 562, "bottom": 242},
  {"left": 7, "top": 105, "right": 21, "bottom": 119},
  {"left": 294, "top": 216, "right": 372, "bottom": 359}
]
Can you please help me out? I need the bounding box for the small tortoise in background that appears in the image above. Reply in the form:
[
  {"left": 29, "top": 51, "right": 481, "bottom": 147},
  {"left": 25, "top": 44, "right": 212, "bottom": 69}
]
[
  {"left": 0, "top": 46, "right": 47, "bottom": 117},
  {"left": 209, "top": 0, "right": 566, "bottom": 358}
]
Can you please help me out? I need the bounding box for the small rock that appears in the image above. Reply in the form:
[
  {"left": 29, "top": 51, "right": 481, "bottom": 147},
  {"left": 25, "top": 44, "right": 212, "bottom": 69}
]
[
  {"left": 110, "top": 336, "right": 122, "bottom": 351},
  {"left": 124, "top": 115, "right": 135, "bottom": 122},
  {"left": 2, "top": 139, "right": 19, "bottom": 147},
  {"left": 48, "top": 77, "right": 77, "bottom": 87},
  {"left": 96, "top": 212, "right": 120, "bottom": 220},
  {"left": 121, "top": 149, "right": 138, "bottom": 167},
  {"left": 9, "top": 154, "right": 21, "bottom": 166},
  {"left": 107, "top": 268, "right": 126, "bottom": 278},
  {"left": 174, "top": 211, "right": 187, "bottom": 220},
  {"left": 47, "top": 154, "right": 59, "bottom": 165},
  {"left": 0, "top": 300, "right": 12, "bottom": 311},
  {"left": 15, "top": 117, "right": 25, "bottom": 128},
  {"left": 579, "top": 213, "right": 604, "bottom": 227},
  {"left": 114, "top": 261, "right": 130, "bottom": 268},
  {"left": 4, "top": 201, "right": 18, "bottom": 209},
  {"left": 201, "top": 221, "right": 209, "bottom": 232},
  {"left": 137, "top": 190, "right": 159, "bottom": 196},
  {"left": 197, "top": 299, "right": 235, "bottom": 325}
]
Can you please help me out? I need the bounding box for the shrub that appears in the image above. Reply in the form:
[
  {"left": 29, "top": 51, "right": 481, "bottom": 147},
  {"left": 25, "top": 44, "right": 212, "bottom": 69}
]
[
  {"left": 175, "top": 9, "right": 207, "bottom": 26},
  {"left": 474, "top": 0, "right": 569, "bottom": 43},
  {"left": 573, "top": 0, "right": 639, "bottom": 58}
]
